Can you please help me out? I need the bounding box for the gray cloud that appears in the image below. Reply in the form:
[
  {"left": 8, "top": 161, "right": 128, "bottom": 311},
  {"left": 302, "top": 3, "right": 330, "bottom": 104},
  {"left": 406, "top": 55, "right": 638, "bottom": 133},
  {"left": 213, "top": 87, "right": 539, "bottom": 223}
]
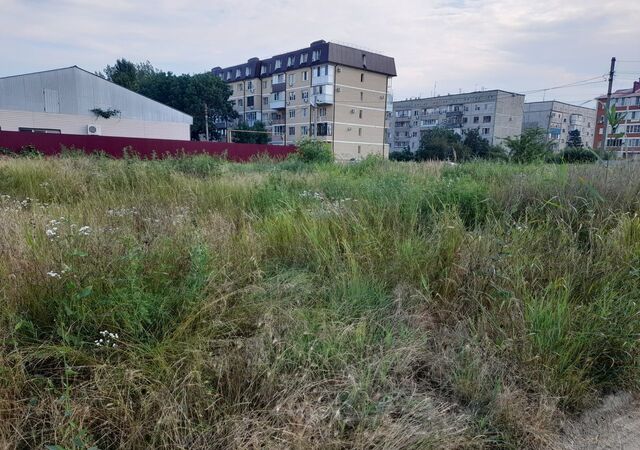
[{"left": 1, "top": 0, "right": 638, "bottom": 106}]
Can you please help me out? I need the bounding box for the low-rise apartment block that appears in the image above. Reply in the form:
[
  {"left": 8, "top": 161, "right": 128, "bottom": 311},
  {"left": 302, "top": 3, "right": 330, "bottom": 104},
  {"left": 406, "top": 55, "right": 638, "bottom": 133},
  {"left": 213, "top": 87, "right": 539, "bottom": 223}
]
[
  {"left": 389, "top": 90, "right": 524, "bottom": 152},
  {"left": 594, "top": 78, "right": 640, "bottom": 155},
  {"left": 523, "top": 101, "right": 596, "bottom": 150},
  {"left": 212, "top": 40, "right": 396, "bottom": 160}
]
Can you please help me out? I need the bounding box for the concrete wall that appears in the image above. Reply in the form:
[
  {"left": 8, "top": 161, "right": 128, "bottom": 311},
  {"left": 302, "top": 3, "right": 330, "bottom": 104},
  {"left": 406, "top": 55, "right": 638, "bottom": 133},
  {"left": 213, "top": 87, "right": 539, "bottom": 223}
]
[
  {"left": 0, "top": 109, "right": 191, "bottom": 140},
  {"left": 524, "top": 101, "right": 596, "bottom": 150}
]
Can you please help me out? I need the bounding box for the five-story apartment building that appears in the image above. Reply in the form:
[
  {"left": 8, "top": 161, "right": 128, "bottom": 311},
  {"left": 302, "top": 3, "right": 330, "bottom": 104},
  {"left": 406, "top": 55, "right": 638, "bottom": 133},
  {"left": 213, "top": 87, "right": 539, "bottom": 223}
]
[
  {"left": 389, "top": 90, "right": 524, "bottom": 152},
  {"left": 212, "top": 40, "right": 396, "bottom": 160},
  {"left": 523, "top": 101, "right": 596, "bottom": 150}
]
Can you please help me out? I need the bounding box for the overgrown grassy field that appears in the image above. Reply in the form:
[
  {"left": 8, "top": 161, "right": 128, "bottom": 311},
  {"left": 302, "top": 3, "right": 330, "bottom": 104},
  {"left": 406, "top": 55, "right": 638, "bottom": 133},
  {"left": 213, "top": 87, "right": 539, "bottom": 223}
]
[{"left": 2, "top": 155, "right": 640, "bottom": 449}]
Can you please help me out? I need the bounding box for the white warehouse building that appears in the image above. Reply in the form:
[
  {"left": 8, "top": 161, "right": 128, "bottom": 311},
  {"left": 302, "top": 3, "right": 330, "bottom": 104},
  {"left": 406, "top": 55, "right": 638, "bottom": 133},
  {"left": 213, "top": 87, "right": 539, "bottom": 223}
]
[{"left": 0, "top": 66, "right": 192, "bottom": 140}]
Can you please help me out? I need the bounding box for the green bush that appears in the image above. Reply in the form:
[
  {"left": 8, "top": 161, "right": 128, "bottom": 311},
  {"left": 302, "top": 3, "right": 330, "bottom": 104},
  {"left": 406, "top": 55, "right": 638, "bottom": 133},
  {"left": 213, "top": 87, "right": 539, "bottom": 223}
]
[
  {"left": 550, "top": 148, "right": 599, "bottom": 164},
  {"left": 295, "top": 138, "right": 333, "bottom": 163}
]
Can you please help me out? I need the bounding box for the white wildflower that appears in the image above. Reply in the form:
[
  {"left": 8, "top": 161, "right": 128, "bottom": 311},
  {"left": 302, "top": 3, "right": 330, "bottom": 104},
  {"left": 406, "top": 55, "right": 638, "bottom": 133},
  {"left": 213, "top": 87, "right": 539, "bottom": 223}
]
[
  {"left": 78, "top": 226, "right": 91, "bottom": 236},
  {"left": 47, "top": 271, "right": 61, "bottom": 279}
]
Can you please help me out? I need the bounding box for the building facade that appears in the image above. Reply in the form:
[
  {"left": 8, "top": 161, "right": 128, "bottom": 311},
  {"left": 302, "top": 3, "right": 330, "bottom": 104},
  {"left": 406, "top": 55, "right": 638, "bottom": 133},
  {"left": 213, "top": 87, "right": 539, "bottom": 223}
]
[
  {"left": 594, "top": 79, "right": 640, "bottom": 155},
  {"left": 212, "top": 40, "right": 396, "bottom": 160},
  {"left": 0, "top": 66, "right": 192, "bottom": 140},
  {"left": 389, "top": 90, "right": 524, "bottom": 152},
  {"left": 523, "top": 101, "right": 596, "bottom": 150}
]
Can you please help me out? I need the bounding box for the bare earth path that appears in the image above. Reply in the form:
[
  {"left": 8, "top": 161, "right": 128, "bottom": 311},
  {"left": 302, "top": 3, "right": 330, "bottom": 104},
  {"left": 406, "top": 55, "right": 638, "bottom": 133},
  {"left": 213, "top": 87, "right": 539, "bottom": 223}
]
[{"left": 561, "top": 393, "right": 640, "bottom": 449}]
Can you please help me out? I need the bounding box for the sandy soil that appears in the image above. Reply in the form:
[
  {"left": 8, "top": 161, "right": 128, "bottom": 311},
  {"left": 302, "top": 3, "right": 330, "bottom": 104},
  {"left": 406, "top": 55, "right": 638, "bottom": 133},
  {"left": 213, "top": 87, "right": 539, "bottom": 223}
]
[{"left": 560, "top": 393, "right": 640, "bottom": 450}]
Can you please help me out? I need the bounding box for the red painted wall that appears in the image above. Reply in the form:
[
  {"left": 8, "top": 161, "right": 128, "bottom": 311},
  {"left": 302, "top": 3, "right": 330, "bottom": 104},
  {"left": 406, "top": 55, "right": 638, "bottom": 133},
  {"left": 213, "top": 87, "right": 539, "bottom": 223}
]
[{"left": 0, "top": 131, "right": 296, "bottom": 161}]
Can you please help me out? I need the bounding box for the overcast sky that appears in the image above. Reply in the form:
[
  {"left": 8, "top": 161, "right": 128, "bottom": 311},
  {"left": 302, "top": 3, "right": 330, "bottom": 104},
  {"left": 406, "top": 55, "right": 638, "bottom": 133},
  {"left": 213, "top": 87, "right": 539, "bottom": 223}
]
[{"left": 1, "top": 0, "right": 639, "bottom": 107}]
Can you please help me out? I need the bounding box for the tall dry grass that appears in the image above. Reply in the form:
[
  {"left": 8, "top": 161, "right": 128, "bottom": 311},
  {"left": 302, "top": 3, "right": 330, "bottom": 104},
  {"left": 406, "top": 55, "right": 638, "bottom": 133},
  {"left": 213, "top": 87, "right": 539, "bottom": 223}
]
[{"left": 2, "top": 155, "right": 640, "bottom": 448}]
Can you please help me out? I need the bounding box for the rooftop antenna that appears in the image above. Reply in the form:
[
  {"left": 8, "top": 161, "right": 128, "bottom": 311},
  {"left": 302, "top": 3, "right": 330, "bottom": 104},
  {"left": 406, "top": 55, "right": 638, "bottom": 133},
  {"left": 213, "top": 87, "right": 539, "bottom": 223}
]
[{"left": 433, "top": 81, "right": 437, "bottom": 97}]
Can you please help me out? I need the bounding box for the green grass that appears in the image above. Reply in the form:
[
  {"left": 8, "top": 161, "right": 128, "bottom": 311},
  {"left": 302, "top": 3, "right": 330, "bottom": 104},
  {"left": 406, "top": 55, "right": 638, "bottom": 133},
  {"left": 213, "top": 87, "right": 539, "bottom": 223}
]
[{"left": 2, "top": 155, "right": 640, "bottom": 448}]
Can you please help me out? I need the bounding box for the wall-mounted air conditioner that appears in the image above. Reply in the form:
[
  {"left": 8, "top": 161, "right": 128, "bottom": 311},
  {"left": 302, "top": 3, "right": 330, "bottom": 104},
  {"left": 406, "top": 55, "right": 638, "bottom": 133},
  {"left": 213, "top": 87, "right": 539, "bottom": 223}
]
[
  {"left": 337, "top": 67, "right": 342, "bottom": 73},
  {"left": 350, "top": 109, "right": 355, "bottom": 114},
  {"left": 303, "top": 98, "right": 309, "bottom": 103},
  {"left": 336, "top": 87, "right": 341, "bottom": 92},
  {"left": 87, "top": 124, "right": 101, "bottom": 135}
]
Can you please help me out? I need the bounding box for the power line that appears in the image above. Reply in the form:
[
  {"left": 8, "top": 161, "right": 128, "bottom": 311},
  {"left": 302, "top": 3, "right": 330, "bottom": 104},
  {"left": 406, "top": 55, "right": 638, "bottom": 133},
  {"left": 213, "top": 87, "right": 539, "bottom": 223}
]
[{"left": 520, "top": 76, "right": 607, "bottom": 95}]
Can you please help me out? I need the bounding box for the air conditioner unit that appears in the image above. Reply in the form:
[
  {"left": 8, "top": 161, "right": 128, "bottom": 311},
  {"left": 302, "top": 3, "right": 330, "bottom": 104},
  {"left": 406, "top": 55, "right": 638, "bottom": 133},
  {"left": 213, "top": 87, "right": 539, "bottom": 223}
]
[
  {"left": 87, "top": 124, "right": 101, "bottom": 135},
  {"left": 286, "top": 101, "right": 291, "bottom": 106},
  {"left": 337, "top": 67, "right": 342, "bottom": 73},
  {"left": 336, "top": 87, "right": 341, "bottom": 92},
  {"left": 350, "top": 109, "right": 356, "bottom": 114},
  {"left": 347, "top": 127, "right": 352, "bottom": 131}
]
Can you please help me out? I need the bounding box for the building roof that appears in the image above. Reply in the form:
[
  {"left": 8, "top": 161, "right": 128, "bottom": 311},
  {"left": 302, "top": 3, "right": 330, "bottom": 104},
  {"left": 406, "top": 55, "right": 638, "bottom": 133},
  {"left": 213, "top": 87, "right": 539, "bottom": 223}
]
[
  {"left": 524, "top": 100, "right": 596, "bottom": 113},
  {"left": 212, "top": 40, "right": 396, "bottom": 82},
  {"left": 596, "top": 79, "right": 640, "bottom": 100},
  {"left": 393, "top": 89, "right": 524, "bottom": 108},
  {"left": 0, "top": 66, "right": 193, "bottom": 124}
]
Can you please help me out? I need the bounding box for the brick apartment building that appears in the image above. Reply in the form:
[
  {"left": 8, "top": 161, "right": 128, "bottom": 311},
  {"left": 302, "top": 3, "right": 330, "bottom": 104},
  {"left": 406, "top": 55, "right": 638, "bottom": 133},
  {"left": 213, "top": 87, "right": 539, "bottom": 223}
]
[
  {"left": 594, "top": 78, "right": 640, "bottom": 155},
  {"left": 212, "top": 40, "right": 396, "bottom": 160}
]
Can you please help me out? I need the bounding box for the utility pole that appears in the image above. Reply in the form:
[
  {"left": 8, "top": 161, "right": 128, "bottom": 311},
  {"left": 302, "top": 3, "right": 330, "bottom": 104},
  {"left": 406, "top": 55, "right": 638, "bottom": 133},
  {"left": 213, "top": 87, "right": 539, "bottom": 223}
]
[
  {"left": 204, "top": 103, "right": 210, "bottom": 141},
  {"left": 601, "top": 57, "right": 616, "bottom": 152}
]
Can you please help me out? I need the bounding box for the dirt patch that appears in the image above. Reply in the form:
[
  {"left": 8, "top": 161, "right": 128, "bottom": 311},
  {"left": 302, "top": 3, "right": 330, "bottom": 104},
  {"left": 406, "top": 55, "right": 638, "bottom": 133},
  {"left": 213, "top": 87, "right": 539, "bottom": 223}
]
[{"left": 560, "top": 393, "right": 640, "bottom": 449}]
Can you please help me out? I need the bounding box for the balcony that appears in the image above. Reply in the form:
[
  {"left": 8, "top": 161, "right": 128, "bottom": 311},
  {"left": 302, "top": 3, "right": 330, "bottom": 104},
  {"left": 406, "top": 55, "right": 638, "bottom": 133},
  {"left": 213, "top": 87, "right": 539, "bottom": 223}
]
[
  {"left": 270, "top": 99, "right": 285, "bottom": 109},
  {"left": 312, "top": 92, "right": 334, "bottom": 105}
]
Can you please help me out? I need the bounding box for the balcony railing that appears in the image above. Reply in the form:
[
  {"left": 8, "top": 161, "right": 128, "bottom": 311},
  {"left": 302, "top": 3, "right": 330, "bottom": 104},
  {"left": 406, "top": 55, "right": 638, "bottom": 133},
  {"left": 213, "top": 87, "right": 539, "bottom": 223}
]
[{"left": 270, "top": 99, "right": 285, "bottom": 109}]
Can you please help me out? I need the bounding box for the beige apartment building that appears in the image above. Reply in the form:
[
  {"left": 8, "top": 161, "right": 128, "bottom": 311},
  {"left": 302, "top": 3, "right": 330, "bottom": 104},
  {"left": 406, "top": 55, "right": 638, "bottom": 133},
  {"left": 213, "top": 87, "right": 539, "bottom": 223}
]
[{"left": 212, "top": 40, "right": 396, "bottom": 160}]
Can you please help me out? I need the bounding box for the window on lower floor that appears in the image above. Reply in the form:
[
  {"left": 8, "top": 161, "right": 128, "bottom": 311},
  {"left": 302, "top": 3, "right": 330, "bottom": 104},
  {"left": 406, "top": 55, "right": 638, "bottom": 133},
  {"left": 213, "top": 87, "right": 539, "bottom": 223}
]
[
  {"left": 289, "top": 126, "right": 295, "bottom": 136},
  {"left": 317, "top": 122, "right": 332, "bottom": 136},
  {"left": 482, "top": 128, "right": 490, "bottom": 135},
  {"left": 483, "top": 116, "right": 491, "bottom": 123},
  {"left": 18, "top": 127, "right": 61, "bottom": 134}
]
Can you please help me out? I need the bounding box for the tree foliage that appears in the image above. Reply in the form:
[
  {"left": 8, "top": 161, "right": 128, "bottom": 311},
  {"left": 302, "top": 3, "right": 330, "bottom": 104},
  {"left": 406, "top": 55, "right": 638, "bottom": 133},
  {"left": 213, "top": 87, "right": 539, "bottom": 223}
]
[
  {"left": 232, "top": 121, "right": 270, "bottom": 144},
  {"left": 415, "top": 128, "right": 468, "bottom": 161},
  {"left": 504, "top": 128, "right": 552, "bottom": 163},
  {"left": 100, "top": 59, "right": 236, "bottom": 139},
  {"left": 566, "top": 130, "right": 583, "bottom": 148}
]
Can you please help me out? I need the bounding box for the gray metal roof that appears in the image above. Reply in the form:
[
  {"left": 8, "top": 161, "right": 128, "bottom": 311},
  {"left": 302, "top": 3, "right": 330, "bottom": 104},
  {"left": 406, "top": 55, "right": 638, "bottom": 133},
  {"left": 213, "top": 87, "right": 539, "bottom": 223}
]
[{"left": 0, "top": 66, "right": 193, "bottom": 124}]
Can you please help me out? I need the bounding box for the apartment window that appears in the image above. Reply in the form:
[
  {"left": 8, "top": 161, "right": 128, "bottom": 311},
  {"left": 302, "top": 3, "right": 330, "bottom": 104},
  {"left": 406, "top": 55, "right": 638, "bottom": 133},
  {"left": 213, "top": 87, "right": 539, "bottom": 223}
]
[
  {"left": 360, "top": 73, "right": 364, "bottom": 82},
  {"left": 289, "top": 126, "right": 296, "bottom": 136},
  {"left": 421, "top": 119, "right": 438, "bottom": 126},
  {"left": 482, "top": 127, "right": 490, "bottom": 135},
  {"left": 302, "top": 107, "right": 307, "bottom": 117},
  {"left": 317, "top": 122, "right": 332, "bottom": 136},
  {"left": 632, "top": 112, "right": 638, "bottom": 120},
  {"left": 247, "top": 96, "right": 254, "bottom": 107},
  {"left": 475, "top": 105, "right": 480, "bottom": 111},
  {"left": 362, "top": 53, "right": 366, "bottom": 67},
  {"left": 246, "top": 112, "right": 257, "bottom": 122},
  {"left": 628, "top": 125, "right": 640, "bottom": 133},
  {"left": 312, "top": 85, "right": 324, "bottom": 95},
  {"left": 235, "top": 69, "right": 241, "bottom": 77},
  {"left": 483, "top": 116, "right": 491, "bottom": 123},
  {"left": 319, "top": 107, "right": 327, "bottom": 117},
  {"left": 301, "top": 125, "right": 308, "bottom": 135},
  {"left": 245, "top": 67, "right": 250, "bottom": 76},
  {"left": 462, "top": 117, "right": 468, "bottom": 124},
  {"left": 412, "top": 131, "right": 418, "bottom": 137},
  {"left": 636, "top": 97, "right": 640, "bottom": 106},
  {"left": 288, "top": 74, "right": 295, "bottom": 85},
  {"left": 302, "top": 90, "right": 309, "bottom": 102},
  {"left": 301, "top": 53, "right": 308, "bottom": 64},
  {"left": 289, "top": 109, "right": 295, "bottom": 118},
  {"left": 274, "top": 125, "right": 286, "bottom": 135},
  {"left": 260, "top": 66, "right": 267, "bottom": 75},
  {"left": 289, "top": 91, "right": 296, "bottom": 101},
  {"left": 247, "top": 80, "right": 253, "bottom": 90},
  {"left": 312, "top": 50, "right": 320, "bottom": 61},
  {"left": 273, "top": 91, "right": 283, "bottom": 101},
  {"left": 359, "top": 110, "right": 363, "bottom": 119},
  {"left": 302, "top": 71, "right": 308, "bottom": 81},
  {"left": 237, "top": 99, "right": 244, "bottom": 107},
  {"left": 274, "top": 59, "right": 282, "bottom": 69},
  {"left": 263, "top": 97, "right": 269, "bottom": 106},
  {"left": 237, "top": 83, "right": 243, "bottom": 91},
  {"left": 226, "top": 71, "right": 231, "bottom": 80},
  {"left": 263, "top": 80, "right": 268, "bottom": 89},
  {"left": 287, "top": 56, "right": 294, "bottom": 67},
  {"left": 274, "top": 73, "right": 285, "bottom": 84},
  {"left": 272, "top": 112, "right": 280, "bottom": 120},
  {"left": 473, "top": 116, "right": 479, "bottom": 123},
  {"left": 358, "top": 145, "right": 362, "bottom": 154},
  {"left": 358, "top": 128, "right": 362, "bottom": 136}
]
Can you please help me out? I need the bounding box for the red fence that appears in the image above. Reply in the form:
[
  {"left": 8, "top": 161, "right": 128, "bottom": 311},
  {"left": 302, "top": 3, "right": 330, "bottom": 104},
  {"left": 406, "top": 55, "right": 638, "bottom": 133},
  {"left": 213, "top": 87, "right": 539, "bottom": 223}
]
[{"left": 0, "top": 131, "right": 296, "bottom": 162}]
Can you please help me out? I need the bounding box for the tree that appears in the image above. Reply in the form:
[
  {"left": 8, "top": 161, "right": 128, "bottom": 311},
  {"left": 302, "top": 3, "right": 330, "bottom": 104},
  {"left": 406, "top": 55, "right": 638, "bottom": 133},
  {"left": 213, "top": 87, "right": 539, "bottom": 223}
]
[
  {"left": 101, "top": 59, "right": 236, "bottom": 139},
  {"left": 566, "top": 129, "right": 584, "bottom": 148},
  {"left": 232, "top": 121, "right": 270, "bottom": 144},
  {"left": 389, "top": 148, "right": 415, "bottom": 161},
  {"left": 415, "top": 128, "right": 469, "bottom": 161},
  {"left": 504, "top": 128, "right": 552, "bottom": 163}
]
